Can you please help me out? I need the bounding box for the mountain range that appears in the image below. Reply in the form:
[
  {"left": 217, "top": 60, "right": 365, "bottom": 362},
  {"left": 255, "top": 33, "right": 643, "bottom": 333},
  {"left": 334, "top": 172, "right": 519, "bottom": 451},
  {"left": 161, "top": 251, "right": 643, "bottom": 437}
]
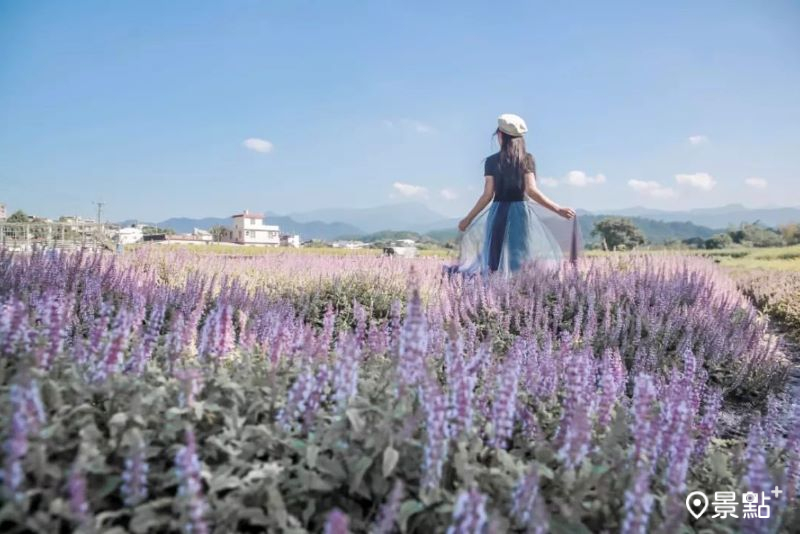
[{"left": 121, "top": 203, "right": 800, "bottom": 244}]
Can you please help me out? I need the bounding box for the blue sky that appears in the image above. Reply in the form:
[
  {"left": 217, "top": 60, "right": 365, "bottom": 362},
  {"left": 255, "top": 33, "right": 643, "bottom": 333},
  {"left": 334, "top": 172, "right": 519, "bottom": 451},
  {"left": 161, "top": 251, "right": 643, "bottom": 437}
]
[{"left": 1, "top": 0, "right": 799, "bottom": 222}]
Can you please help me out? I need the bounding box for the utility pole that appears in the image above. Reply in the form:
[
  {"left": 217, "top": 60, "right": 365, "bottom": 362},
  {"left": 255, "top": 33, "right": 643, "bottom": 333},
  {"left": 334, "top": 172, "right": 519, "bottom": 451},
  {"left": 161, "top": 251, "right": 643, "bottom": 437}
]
[
  {"left": 93, "top": 201, "right": 106, "bottom": 249},
  {"left": 93, "top": 201, "right": 105, "bottom": 227}
]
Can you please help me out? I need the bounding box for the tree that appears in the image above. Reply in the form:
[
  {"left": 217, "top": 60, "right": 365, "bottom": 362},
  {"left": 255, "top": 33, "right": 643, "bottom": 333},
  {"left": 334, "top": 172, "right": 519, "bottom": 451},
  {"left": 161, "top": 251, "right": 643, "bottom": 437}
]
[
  {"left": 209, "top": 225, "right": 228, "bottom": 242},
  {"left": 728, "top": 222, "right": 784, "bottom": 247},
  {"left": 591, "top": 217, "right": 646, "bottom": 250},
  {"left": 7, "top": 210, "right": 29, "bottom": 223},
  {"left": 780, "top": 223, "right": 800, "bottom": 246},
  {"left": 704, "top": 233, "right": 733, "bottom": 250}
]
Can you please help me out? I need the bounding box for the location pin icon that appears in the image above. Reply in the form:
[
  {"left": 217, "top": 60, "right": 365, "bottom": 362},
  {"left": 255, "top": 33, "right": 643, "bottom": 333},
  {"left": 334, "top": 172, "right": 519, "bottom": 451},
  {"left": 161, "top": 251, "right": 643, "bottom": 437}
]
[{"left": 686, "top": 491, "right": 709, "bottom": 519}]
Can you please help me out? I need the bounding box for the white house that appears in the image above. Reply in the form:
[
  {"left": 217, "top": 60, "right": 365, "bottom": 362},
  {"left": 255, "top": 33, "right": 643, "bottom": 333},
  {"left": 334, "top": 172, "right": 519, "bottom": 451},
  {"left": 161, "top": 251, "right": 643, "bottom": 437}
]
[
  {"left": 0, "top": 203, "right": 6, "bottom": 220},
  {"left": 118, "top": 227, "right": 143, "bottom": 245},
  {"left": 280, "top": 234, "right": 301, "bottom": 248},
  {"left": 225, "top": 210, "right": 280, "bottom": 246}
]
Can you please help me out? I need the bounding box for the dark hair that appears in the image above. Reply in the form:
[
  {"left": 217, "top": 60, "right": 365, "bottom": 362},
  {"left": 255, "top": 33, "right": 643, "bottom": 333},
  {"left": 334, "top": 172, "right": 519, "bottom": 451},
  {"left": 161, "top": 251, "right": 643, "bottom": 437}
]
[{"left": 495, "top": 129, "right": 535, "bottom": 188}]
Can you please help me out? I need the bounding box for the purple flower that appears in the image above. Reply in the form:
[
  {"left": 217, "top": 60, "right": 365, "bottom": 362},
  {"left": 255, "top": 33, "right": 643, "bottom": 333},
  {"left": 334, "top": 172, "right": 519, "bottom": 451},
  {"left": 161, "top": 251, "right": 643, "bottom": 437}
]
[
  {"left": 447, "top": 488, "right": 488, "bottom": 534},
  {"left": 121, "top": 432, "right": 149, "bottom": 506},
  {"left": 693, "top": 388, "right": 722, "bottom": 459},
  {"left": 127, "top": 301, "right": 166, "bottom": 375},
  {"left": 93, "top": 308, "right": 133, "bottom": 382},
  {"left": 332, "top": 333, "right": 361, "bottom": 409},
  {"left": 176, "top": 368, "right": 204, "bottom": 409},
  {"left": 489, "top": 351, "right": 520, "bottom": 449},
  {"left": 419, "top": 376, "right": 449, "bottom": 490},
  {"left": 372, "top": 480, "right": 404, "bottom": 534},
  {"left": 741, "top": 421, "right": 773, "bottom": 534},
  {"left": 622, "top": 374, "right": 659, "bottom": 534},
  {"left": 175, "top": 429, "right": 209, "bottom": 534},
  {"left": 324, "top": 508, "right": 350, "bottom": 534},
  {"left": 278, "top": 364, "right": 330, "bottom": 432},
  {"left": 197, "top": 304, "right": 234, "bottom": 362},
  {"left": 3, "top": 385, "right": 29, "bottom": 500},
  {"left": 68, "top": 461, "right": 90, "bottom": 525},
  {"left": 596, "top": 348, "right": 626, "bottom": 428},
  {"left": 447, "top": 339, "right": 478, "bottom": 440},
  {"left": 510, "top": 467, "right": 548, "bottom": 533},
  {"left": 397, "top": 287, "right": 428, "bottom": 390},
  {"left": 556, "top": 349, "right": 595, "bottom": 469}
]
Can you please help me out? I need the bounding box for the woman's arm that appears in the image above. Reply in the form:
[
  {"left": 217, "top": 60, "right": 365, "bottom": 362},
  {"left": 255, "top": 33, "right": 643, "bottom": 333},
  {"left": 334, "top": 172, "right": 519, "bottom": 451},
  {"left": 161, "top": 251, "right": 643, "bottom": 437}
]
[
  {"left": 458, "top": 176, "right": 495, "bottom": 231},
  {"left": 525, "top": 173, "right": 576, "bottom": 219}
]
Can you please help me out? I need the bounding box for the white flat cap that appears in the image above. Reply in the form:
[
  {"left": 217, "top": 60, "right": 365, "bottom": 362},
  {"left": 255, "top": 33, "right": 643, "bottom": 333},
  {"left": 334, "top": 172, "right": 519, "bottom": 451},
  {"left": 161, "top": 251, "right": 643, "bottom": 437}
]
[{"left": 497, "top": 113, "right": 528, "bottom": 136}]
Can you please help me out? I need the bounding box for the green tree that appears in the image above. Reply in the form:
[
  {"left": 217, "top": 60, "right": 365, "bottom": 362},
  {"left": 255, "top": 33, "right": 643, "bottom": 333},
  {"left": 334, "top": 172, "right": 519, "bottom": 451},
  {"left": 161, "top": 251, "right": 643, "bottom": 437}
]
[
  {"left": 704, "top": 233, "right": 733, "bottom": 249},
  {"left": 7, "top": 210, "right": 29, "bottom": 223},
  {"left": 779, "top": 223, "right": 800, "bottom": 246},
  {"left": 209, "top": 225, "right": 228, "bottom": 242},
  {"left": 591, "top": 217, "right": 646, "bottom": 250}
]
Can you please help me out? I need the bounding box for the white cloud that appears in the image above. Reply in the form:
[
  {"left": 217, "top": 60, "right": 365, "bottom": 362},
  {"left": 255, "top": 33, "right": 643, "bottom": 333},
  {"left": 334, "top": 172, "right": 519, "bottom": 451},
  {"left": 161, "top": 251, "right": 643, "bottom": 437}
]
[
  {"left": 628, "top": 179, "right": 676, "bottom": 198},
  {"left": 744, "top": 177, "right": 767, "bottom": 189},
  {"left": 393, "top": 182, "right": 428, "bottom": 198},
  {"left": 538, "top": 177, "right": 559, "bottom": 188},
  {"left": 688, "top": 135, "right": 709, "bottom": 146},
  {"left": 675, "top": 172, "right": 717, "bottom": 191},
  {"left": 440, "top": 188, "right": 458, "bottom": 200},
  {"left": 564, "top": 170, "right": 606, "bottom": 187},
  {"left": 242, "top": 138, "right": 274, "bottom": 153}
]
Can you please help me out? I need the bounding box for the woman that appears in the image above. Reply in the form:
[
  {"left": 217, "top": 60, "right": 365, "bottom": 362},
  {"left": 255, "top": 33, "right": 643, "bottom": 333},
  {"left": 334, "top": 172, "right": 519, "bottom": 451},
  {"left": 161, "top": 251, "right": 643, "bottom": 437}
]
[{"left": 456, "top": 113, "right": 577, "bottom": 274}]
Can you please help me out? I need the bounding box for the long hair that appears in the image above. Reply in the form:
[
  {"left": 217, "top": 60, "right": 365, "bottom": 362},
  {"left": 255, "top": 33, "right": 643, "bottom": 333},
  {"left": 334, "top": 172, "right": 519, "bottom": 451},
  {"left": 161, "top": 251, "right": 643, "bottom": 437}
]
[{"left": 495, "top": 129, "right": 535, "bottom": 189}]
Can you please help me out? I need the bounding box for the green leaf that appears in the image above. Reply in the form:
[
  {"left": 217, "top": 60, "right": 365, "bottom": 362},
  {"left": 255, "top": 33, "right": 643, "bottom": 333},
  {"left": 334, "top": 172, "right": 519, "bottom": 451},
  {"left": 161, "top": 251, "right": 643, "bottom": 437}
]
[
  {"left": 346, "top": 408, "right": 366, "bottom": 433},
  {"left": 382, "top": 445, "right": 399, "bottom": 477},
  {"left": 398, "top": 500, "right": 425, "bottom": 533},
  {"left": 306, "top": 444, "right": 320, "bottom": 469},
  {"left": 349, "top": 455, "right": 373, "bottom": 493}
]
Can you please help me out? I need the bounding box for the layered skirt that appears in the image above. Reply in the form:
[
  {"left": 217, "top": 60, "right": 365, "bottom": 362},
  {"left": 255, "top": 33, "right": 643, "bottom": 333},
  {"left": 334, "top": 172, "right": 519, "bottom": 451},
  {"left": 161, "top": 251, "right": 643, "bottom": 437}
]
[{"left": 455, "top": 200, "right": 578, "bottom": 276}]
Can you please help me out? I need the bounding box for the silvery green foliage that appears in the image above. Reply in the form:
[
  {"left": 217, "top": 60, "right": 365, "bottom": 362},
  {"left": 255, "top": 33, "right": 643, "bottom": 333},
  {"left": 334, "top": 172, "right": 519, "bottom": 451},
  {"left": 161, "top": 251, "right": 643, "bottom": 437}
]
[{"left": 0, "top": 248, "right": 796, "bottom": 532}]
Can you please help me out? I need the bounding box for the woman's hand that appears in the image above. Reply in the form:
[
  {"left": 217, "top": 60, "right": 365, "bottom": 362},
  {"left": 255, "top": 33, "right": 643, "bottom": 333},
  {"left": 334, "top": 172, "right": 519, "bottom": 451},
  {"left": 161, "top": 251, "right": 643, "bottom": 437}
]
[
  {"left": 458, "top": 218, "right": 471, "bottom": 232},
  {"left": 556, "top": 206, "right": 576, "bottom": 219}
]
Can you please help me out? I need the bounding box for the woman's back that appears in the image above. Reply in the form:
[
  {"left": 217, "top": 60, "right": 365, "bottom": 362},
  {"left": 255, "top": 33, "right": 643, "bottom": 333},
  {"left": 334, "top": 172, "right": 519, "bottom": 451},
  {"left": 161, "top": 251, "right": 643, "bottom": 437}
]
[{"left": 484, "top": 151, "right": 535, "bottom": 202}]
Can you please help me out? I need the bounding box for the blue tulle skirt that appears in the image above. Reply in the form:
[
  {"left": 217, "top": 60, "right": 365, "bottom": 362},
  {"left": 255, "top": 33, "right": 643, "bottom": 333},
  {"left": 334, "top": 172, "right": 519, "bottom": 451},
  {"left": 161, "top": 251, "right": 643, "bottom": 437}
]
[{"left": 454, "top": 200, "right": 575, "bottom": 276}]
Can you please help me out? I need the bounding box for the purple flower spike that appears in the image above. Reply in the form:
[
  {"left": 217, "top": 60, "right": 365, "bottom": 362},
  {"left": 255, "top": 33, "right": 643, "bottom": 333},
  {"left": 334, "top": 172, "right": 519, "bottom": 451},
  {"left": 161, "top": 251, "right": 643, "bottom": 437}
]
[
  {"left": 447, "top": 488, "right": 489, "bottom": 534},
  {"left": 68, "top": 462, "right": 90, "bottom": 525},
  {"left": 372, "top": 480, "right": 404, "bottom": 534},
  {"left": 419, "top": 376, "right": 450, "bottom": 490},
  {"left": 324, "top": 508, "right": 350, "bottom": 534},
  {"left": 3, "top": 385, "right": 29, "bottom": 500},
  {"left": 175, "top": 428, "right": 209, "bottom": 534},
  {"left": 489, "top": 353, "right": 520, "bottom": 449},
  {"left": 622, "top": 374, "right": 659, "bottom": 534},
  {"left": 121, "top": 433, "right": 149, "bottom": 506},
  {"left": 397, "top": 287, "right": 428, "bottom": 390},
  {"left": 511, "top": 467, "right": 548, "bottom": 533}
]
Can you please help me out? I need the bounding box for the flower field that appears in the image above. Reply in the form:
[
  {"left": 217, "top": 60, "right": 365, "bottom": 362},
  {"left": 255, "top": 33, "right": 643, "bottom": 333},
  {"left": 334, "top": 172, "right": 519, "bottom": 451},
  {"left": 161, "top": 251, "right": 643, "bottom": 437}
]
[{"left": 1, "top": 247, "right": 799, "bottom": 533}]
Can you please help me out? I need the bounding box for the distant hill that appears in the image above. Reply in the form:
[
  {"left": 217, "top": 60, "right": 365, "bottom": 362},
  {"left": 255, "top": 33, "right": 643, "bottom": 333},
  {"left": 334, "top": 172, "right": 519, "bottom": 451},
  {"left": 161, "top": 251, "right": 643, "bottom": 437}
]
[
  {"left": 290, "top": 202, "right": 450, "bottom": 234},
  {"left": 604, "top": 204, "right": 800, "bottom": 229}
]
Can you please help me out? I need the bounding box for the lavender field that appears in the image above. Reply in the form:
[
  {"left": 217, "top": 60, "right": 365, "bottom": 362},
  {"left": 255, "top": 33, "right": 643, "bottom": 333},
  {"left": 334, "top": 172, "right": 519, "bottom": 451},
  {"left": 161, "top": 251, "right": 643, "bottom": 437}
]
[{"left": 1, "top": 247, "right": 799, "bottom": 533}]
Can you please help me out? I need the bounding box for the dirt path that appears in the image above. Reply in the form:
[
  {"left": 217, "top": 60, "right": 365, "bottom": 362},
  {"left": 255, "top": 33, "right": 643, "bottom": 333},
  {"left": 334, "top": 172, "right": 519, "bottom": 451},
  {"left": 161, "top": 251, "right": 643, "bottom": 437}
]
[{"left": 718, "top": 320, "right": 800, "bottom": 440}]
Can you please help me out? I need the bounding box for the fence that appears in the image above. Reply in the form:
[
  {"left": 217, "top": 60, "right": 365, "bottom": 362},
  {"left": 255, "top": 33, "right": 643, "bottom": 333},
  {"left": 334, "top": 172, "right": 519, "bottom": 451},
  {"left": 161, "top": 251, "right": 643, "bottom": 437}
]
[{"left": 0, "top": 222, "right": 115, "bottom": 252}]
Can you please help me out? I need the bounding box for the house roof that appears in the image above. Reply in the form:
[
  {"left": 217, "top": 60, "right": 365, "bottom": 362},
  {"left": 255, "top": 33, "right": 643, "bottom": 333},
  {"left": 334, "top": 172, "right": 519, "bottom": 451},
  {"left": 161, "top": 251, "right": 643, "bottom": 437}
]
[{"left": 231, "top": 212, "right": 264, "bottom": 219}]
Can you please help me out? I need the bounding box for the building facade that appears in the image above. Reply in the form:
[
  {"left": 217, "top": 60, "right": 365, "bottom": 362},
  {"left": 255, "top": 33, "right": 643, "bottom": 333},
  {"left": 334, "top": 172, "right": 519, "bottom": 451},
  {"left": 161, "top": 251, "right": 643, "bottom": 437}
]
[
  {"left": 224, "top": 210, "right": 280, "bottom": 246},
  {"left": 280, "top": 234, "right": 301, "bottom": 248},
  {"left": 0, "top": 203, "right": 6, "bottom": 220}
]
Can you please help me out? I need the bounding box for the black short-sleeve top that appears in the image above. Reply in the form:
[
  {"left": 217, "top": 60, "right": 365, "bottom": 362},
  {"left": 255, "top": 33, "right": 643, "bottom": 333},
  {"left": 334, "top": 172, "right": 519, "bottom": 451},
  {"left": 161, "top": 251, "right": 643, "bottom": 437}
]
[{"left": 484, "top": 152, "right": 536, "bottom": 202}]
